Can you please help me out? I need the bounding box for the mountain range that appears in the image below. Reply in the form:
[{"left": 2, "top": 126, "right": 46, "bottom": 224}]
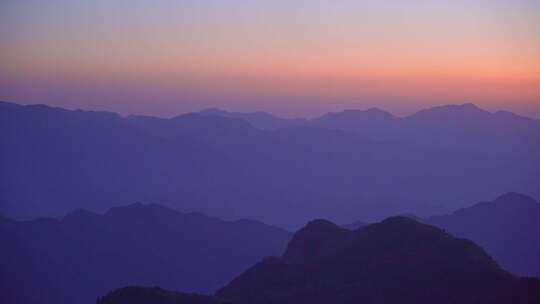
[
  {"left": 0, "top": 203, "right": 290, "bottom": 304},
  {"left": 427, "top": 192, "right": 540, "bottom": 277},
  {"left": 1, "top": 101, "right": 539, "bottom": 228},
  {"left": 97, "top": 216, "right": 540, "bottom": 304},
  {"left": 204, "top": 103, "right": 540, "bottom": 153},
  {"left": 2, "top": 193, "right": 538, "bottom": 303},
  {"left": 199, "top": 108, "right": 306, "bottom": 130}
]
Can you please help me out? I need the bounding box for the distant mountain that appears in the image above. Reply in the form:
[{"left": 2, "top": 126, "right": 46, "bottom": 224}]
[
  {"left": 0, "top": 203, "right": 291, "bottom": 304},
  {"left": 309, "top": 108, "right": 408, "bottom": 140},
  {"left": 97, "top": 287, "right": 225, "bottom": 304},
  {"left": 309, "top": 103, "right": 540, "bottom": 152},
  {"left": 406, "top": 103, "right": 540, "bottom": 150},
  {"left": 216, "top": 217, "right": 540, "bottom": 304},
  {"left": 199, "top": 108, "right": 306, "bottom": 130},
  {"left": 125, "top": 113, "right": 268, "bottom": 158},
  {"left": 2, "top": 101, "right": 539, "bottom": 228},
  {"left": 408, "top": 102, "right": 490, "bottom": 124},
  {"left": 127, "top": 112, "right": 261, "bottom": 140},
  {"left": 0, "top": 101, "right": 243, "bottom": 219},
  {"left": 427, "top": 192, "right": 540, "bottom": 277}
]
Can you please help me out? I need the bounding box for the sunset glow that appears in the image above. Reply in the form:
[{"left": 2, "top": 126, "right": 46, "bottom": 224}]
[{"left": 1, "top": 0, "right": 539, "bottom": 116}]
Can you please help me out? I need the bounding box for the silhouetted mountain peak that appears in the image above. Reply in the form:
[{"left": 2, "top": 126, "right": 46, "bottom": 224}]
[
  {"left": 217, "top": 216, "right": 527, "bottom": 304},
  {"left": 289, "top": 219, "right": 348, "bottom": 242},
  {"left": 380, "top": 215, "right": 420, "bottom": 225},
  {"left": 303, "top": 218, "right": 341, "bottom": 230},
  {"left": 199, "top": 108, "right": 228, "bottom": 115},
  {"left": 460, "top": 102, "right": 481, "bottom": 110},
  {"left": 485, "top": 192, "right": 540, "bottom": 215},
  {"left": 307, "top": 107, "right": 404, "bottom": 138},
  {"left": 318, "top": 108, "right": 397, "bottom": 121},
  {"left": 414, "top": 102, "right": 486, "bottom": 115},
  {"left": 448, "top": 192, "right": 540, "bottom": 216},
  {"left": 369, "top": 216, "right": 426, "bottom": 229},
  {"left": 395, "top": 213, "right": 424, "bottom": 222},
  {"left": 198, "top": 107, "right": 306, "bottom": 130},
  {"left": 366, "top": 107, "right": 395, "bottom": 116},
  {"left": 283, "top": 219, "right": 349, "bottom": 264},
  {"left": 446, "top": 102, "right": 484, "bottom": 113},
  {"left": 409, "top": 102, "right": 492, "bottom": 121},
  {"left": 363, "top": 216, "right": 450, "bottom": 242}
]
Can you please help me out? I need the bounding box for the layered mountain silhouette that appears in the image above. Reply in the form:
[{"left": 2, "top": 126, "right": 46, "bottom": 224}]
[
  {"left": 204, "top": 103, "right": 540, "bottom": 152},
  {"left": 97, "top": 217, "right": 540, "bottom": 304},
  {"left": 2, "top": 101, "right": 539, "bottom": 228},
  {"left": 217, "top": 217, "right": 540, "bottom": 304},
  {"left": 0, "top": 203, "right": 290, "bottom": 304},
  {"left": 0, "top": 101, "right": 243, "bottom": 221},
  {"left": 310, "top": 103, "right": 540, "bottom": 151},
  {"left": 427, "top": 192, "right": 540, "bottom": 277}
]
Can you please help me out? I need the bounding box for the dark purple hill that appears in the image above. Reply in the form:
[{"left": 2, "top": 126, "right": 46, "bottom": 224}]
[
  {"left": 216, "top": 217, "right": 540, "bottom": 304},
  {"left": 0, "top": 203, "right": 291, "bottom": 304}
]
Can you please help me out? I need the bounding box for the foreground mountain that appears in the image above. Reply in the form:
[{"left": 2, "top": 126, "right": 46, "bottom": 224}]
[
  {"left": 216, "top": 217, "right": 540, "bottom": 304},
  {"left": 0, "top": 203, "right": 290, "bottom": 304},
  {"left": 97, "top": 287, "right": 225, "bottom": 304},
  {"left": 427, "top": 192, "right": 540, "bottom": 276},
  {"left": 2, "top": 101, "right": 539, "bottom": 228}
]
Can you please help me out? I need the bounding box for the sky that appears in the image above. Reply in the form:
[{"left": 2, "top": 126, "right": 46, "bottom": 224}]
[{"left": 1, "top": 0, "right": 539, "bottom": 118}]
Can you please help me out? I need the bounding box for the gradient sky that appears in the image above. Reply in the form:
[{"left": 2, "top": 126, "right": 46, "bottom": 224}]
[{"left": 1, "top": 0, "right": 539, "bottom": 117}]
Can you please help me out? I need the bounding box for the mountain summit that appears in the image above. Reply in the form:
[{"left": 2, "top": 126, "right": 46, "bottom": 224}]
[{"left": 217, "top": 217, "right": 540, "bottom": 304}]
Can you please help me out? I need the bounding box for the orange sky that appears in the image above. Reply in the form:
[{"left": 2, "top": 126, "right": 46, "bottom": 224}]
[{"left": 1, "top": 0, "right": 539, "bottom": 117}]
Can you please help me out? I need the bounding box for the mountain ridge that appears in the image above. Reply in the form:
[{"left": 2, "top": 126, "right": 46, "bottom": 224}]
[
  {"left": 2, "top": 100, "right": 539, "bottom": 228},
  {"left": 427, "top": 192, "right": 540, "bottom": 276},
  {"left": 0, "top": 203, "right": 291, "bottom": 304},
  {"left": 216, "top": 216, "right": 540, "bottom": 304}
]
